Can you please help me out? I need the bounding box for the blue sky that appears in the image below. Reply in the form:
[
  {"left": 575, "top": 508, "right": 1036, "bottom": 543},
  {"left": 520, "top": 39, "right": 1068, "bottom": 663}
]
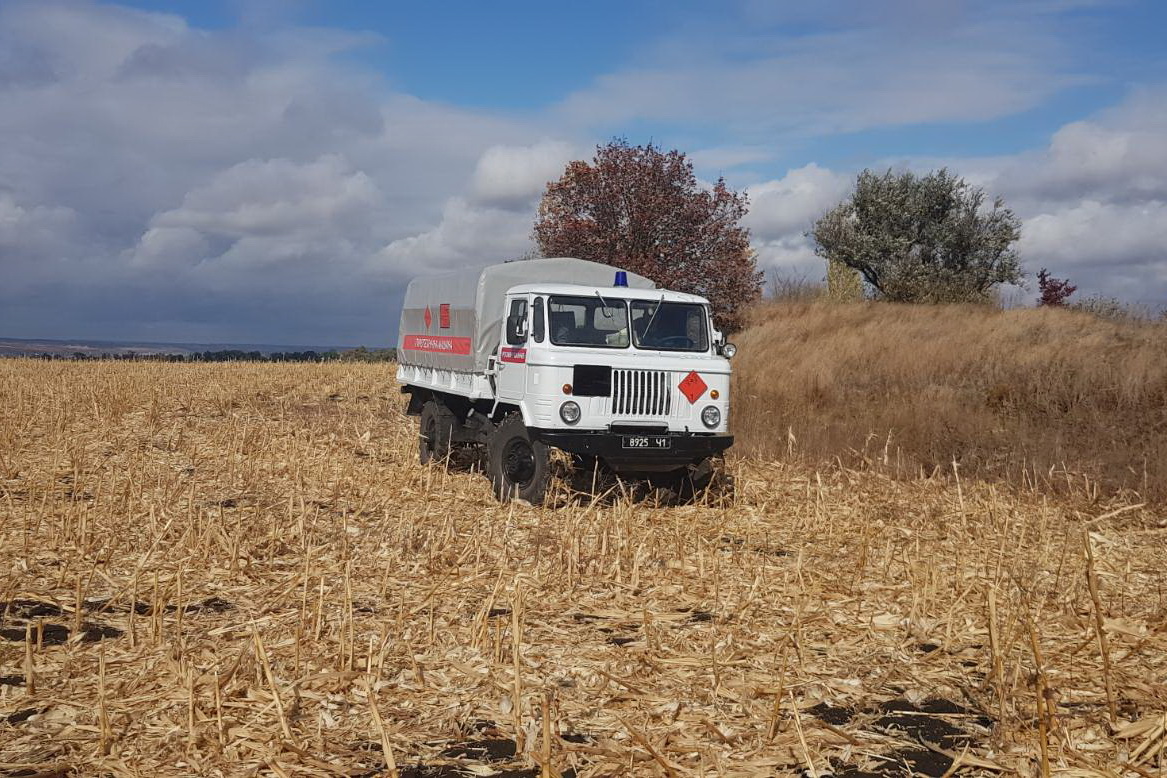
[{"left": 2, "top": 0, "right": 1166, "bottom": 345}]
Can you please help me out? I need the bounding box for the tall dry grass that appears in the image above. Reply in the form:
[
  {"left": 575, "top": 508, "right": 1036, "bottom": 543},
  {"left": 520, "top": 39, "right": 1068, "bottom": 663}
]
[
  {"left": 0, "top": 360, "right": 1163, "bottom": 776},
  {"left": 733, "top": 301, "right": 1167, "bottom": 501}
]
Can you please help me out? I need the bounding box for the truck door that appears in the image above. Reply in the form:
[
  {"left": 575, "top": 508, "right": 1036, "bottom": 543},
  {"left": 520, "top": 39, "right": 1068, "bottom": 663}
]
[{"left": 496, "top": 294, "right": 529, "bottom": 403}]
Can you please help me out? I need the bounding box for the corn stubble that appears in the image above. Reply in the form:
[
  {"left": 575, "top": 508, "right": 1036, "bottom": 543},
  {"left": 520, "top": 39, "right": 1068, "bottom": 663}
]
[{"left": 0, "top": 361, "right": 1163, "bottom": 776}]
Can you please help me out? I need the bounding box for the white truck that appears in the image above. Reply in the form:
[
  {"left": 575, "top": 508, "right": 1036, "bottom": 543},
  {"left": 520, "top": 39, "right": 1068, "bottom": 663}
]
[{"left": 396, "top": 257, "right": 736, "bottom": 504}]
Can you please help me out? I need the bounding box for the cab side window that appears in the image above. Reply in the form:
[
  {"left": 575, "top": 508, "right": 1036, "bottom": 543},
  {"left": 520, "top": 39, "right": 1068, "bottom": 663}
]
[
  {"left": 505, "top": 298, "right": 528, "bottom": 345},
  {"left": 532, "top": 297, "right": 545, "bottom": 343}
]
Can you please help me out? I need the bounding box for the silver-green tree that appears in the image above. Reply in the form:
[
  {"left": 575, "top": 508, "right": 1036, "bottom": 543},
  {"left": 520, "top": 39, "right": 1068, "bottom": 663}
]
[{"left": 812, "top": 168, "right": 1022, "bottom": 303}]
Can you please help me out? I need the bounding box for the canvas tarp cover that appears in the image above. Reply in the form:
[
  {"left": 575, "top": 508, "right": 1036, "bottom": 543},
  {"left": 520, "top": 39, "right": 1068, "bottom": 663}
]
[{"left": 398, "top": 258, "right": 655, "bottom": 372}]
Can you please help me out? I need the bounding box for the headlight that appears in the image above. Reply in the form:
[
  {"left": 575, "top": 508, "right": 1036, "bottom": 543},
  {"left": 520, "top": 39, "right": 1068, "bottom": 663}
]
[
  {"left": 559, "top": 401, "right": 581, "bottom": 425},
  {"left": 701, "top": 405, "right": 721, "bottom": 428},
  {"left": 722, "top": 343, "right": 737, "bottom": 359}
]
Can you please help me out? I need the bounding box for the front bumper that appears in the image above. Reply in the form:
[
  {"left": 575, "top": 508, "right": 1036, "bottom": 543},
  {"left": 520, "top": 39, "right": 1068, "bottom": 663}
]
[{"left": 531, "top": 429, "right": 733, "bottom": 472}]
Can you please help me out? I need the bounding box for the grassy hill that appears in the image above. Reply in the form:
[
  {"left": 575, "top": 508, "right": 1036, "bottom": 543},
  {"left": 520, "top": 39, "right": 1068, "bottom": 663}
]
[{"left": 732, "top": 301, "right": 1167, "bottom": 502}]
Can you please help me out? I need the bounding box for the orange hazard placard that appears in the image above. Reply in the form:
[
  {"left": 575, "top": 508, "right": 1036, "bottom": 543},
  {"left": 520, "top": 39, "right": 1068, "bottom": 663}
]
[{"left": 678, "top": 371, "right": 708, "bottom": 404}]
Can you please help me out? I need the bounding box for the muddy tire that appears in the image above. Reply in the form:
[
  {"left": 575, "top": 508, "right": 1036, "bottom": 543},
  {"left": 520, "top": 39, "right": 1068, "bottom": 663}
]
[
  {"left": 685, "top": 458, "right": 716, "bottom": 494},
  {"left": 488, "top": 415, "right": 550, "bottom": 505},
  {"left": 419, "top": 400, "right": 453, "bottom": 465}
]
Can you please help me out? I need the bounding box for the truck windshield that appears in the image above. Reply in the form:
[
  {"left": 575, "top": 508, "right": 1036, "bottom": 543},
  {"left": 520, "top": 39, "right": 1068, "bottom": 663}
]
[
  {"left": 630, "top": 301, "right": 709, "bottom": 352},
  {"left": 548, "top": 296, "right": 629, "bottom": 348}
]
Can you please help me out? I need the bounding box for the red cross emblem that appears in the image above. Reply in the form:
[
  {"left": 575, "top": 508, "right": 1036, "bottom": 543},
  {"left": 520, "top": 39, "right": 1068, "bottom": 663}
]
[{"left": 679, "top": 371, "right": 708, "bottom": 404}]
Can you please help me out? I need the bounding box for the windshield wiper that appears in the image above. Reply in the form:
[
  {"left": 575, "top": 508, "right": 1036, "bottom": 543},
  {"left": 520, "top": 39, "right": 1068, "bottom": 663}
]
[
  {"left": 640, "top": 294, "right": 666, "bottom": 343},
  {"left": 595, "top": 289, "right": 617, "bottom": 318}
]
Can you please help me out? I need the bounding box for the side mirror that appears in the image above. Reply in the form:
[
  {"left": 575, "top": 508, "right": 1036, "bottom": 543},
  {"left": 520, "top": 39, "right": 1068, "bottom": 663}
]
[
  {"left": 506, "top": 314, "right": 528, "bottom": 344},
  {"left": 719, "top": 342, "right": 737, "bottom": 359}
]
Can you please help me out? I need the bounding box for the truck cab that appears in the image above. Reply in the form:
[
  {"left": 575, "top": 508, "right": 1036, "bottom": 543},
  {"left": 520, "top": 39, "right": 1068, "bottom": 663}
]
[
  {"left": 494, "top": 281, "right": 731, "bottom": 460},
  {"left": 397, "top": 259, "right": 735, "bottom": 504}
]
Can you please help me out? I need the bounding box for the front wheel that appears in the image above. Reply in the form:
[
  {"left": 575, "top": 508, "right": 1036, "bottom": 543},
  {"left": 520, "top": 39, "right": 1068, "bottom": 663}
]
[
  {"left": 488, "top": 415, "right": 550, "bottom": 505},
  {"left": 646, "top": 458, "right": 722, "bottom": 503}
]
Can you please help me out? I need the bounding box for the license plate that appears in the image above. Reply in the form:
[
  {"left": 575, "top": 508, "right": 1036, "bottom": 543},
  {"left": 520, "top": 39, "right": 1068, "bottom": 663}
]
[{"left": 621, "top": 435, "right": 671, "bottom": 449}]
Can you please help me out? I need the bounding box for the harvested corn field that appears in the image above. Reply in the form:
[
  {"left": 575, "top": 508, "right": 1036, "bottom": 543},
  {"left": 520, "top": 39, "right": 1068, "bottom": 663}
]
[{"left": 1, "top": 361, "right": 1164, "bottom": 777}]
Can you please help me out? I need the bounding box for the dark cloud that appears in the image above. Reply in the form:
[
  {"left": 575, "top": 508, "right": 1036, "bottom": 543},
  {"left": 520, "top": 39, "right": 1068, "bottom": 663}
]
[{"left": 0, "top": 0, "right": 544, "bottom": 345}]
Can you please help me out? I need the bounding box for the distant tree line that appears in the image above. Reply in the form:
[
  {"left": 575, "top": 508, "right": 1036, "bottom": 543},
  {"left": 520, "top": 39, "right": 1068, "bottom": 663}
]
[
  {"left": 19, "top": 347, "right": 397, "bottom": 362},
  {"left": 337, "top": 346, "right": 398, "bottom": 363},
  {"left": 193, "top": 350, "right": 341, "bottom": 362}
]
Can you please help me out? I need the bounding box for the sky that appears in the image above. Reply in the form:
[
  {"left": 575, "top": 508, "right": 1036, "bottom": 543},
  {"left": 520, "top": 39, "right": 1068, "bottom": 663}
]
[{"left": 1, "top": 0, "right": 1166, "bottom": 346}]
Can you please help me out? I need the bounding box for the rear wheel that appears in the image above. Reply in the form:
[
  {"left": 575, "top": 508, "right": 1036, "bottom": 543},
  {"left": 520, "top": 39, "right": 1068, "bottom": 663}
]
[
  {"left": 488, "top": 415, "right": 550, "bottom": 505},
  {"left": 419, "top": 400, "right": 453, "bottom": 465}
]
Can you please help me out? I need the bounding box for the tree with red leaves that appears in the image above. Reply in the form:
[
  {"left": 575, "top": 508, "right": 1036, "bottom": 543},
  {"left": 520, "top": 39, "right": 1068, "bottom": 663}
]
[
  {"left": 1037, "top": 268, "right": 1077, "bottom": 306},
  {"left": 533, "top": 140, "right": 762, "bottom": 333}
]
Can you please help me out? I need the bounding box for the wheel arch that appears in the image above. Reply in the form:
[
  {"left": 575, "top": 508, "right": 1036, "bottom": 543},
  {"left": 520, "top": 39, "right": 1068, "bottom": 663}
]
[
  {"left": 402, "top": 385, "right": 430, "bottom": 416},
  {"left": 404, "top": 386, "right": 479, "bottom": 422},
  {"left": 491, "top": 401, "right": 525, "bottom": 424}
]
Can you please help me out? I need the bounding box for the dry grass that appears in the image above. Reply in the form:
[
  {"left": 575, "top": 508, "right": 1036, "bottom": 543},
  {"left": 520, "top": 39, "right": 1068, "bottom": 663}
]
[
  {"left": 1, "top": 360, "right": 1164, "bottom": 777},
  {"left": 733, "top": 301, "right": 1167, "bottom": 502}
]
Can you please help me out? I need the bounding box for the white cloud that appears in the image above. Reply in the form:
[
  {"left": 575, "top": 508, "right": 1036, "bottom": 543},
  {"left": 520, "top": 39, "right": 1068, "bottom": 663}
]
[
  {"left": 150, "top": 155, "right": 383, "bottom": 242},
  {"left": 376, "top": 140, "right": 590, "bottom": 280},
  {"left": 128, "top": 225, "right": 210, "bottom": 269},
  {"left": 998, "top": 88, "right": 1167, "bottom": 206},
  {"left": 743, "top": 164, "right": 852, "bottom": 240},
  {"left": 0, "top": 192, "right": 75, "bottom": 248},
  {"left": 969, "top": 89, "right": 1167, "bottom": 302},
  {"left": 753, "top": 235, "right": 823, "bottom": 281},
  {"left": 0, "top": 1, "right": 186, "bottom": 85},
  {"left": 555, "top": 5, "right": 1080, "bottom": 141},
  {"left": 375, "top": 196, "right": 536, "bottom": 278},
  {"left": 470, "top": 141, "right": 578, "bottom": 210},
  {"left": 1018, "top": 200, "right": 1167, "bottom": 294},
  {"left": 739, "top": 163, "right": 853, "bottom": 283}
]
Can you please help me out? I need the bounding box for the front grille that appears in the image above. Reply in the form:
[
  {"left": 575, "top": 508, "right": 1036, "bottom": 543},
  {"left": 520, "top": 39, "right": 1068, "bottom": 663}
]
[{"left": 611, "top": 369, "right": 672, "bottom": 416}]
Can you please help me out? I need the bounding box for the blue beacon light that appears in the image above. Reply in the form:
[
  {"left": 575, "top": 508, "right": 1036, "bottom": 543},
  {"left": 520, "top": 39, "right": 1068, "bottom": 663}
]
[{"left": 614, "top": 271, "right": 628, "bottom": 287}]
